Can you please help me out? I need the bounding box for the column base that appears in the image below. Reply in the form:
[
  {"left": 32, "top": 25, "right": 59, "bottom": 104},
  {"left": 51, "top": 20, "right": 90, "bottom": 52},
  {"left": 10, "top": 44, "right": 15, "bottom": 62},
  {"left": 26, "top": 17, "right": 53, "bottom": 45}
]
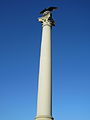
[{"left": 35, "top": 115, "right": 54, "bottom": 120}]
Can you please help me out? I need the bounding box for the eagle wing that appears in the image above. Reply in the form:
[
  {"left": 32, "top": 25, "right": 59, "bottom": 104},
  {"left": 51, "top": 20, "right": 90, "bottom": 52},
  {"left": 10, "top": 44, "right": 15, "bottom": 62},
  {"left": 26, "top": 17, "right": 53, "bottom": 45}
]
[{"left": 40, "top": 7, "right": 58, "bottom": 14}]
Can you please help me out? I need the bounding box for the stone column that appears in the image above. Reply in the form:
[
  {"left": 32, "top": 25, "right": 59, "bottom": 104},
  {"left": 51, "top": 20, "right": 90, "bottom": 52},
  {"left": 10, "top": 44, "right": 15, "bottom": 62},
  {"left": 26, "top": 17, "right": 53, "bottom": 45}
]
[{"left": 35, "top": 12, "right": 55, "bottom": 120}]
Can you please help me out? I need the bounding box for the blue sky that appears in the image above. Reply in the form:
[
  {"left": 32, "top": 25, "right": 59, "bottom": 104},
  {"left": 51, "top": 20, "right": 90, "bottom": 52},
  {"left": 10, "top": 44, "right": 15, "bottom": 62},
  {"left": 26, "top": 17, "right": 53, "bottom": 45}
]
[{"left": 0, "top": 0, "right": 90, "bottom": 120}]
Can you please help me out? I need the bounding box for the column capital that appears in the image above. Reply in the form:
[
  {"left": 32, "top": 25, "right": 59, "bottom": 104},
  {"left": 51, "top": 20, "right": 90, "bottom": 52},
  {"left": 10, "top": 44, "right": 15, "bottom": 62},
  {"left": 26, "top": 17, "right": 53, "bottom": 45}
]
[{"left": 38, "top": 12, "right": 55, "bottom": 27}]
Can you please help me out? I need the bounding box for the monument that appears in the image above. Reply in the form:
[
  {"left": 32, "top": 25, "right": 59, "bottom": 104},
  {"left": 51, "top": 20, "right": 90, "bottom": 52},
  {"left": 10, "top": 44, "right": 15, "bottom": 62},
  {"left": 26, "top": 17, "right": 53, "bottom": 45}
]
[{"left": 35, "top": 7, "right": 57, "bottom": 120}]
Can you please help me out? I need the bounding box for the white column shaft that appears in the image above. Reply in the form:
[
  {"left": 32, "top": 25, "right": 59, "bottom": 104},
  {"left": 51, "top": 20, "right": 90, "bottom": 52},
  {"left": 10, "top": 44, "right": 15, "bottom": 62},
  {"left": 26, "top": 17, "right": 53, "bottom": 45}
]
[{"left": 37, "top": 25, "right": 52, "bottom": 117}]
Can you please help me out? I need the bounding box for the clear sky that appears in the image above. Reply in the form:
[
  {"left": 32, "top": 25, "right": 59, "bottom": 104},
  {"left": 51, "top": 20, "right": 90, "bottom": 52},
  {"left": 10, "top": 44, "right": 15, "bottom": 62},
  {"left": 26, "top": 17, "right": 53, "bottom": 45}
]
[{"left": 0, "top": 0, "right": 90, "bottom": 120}]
